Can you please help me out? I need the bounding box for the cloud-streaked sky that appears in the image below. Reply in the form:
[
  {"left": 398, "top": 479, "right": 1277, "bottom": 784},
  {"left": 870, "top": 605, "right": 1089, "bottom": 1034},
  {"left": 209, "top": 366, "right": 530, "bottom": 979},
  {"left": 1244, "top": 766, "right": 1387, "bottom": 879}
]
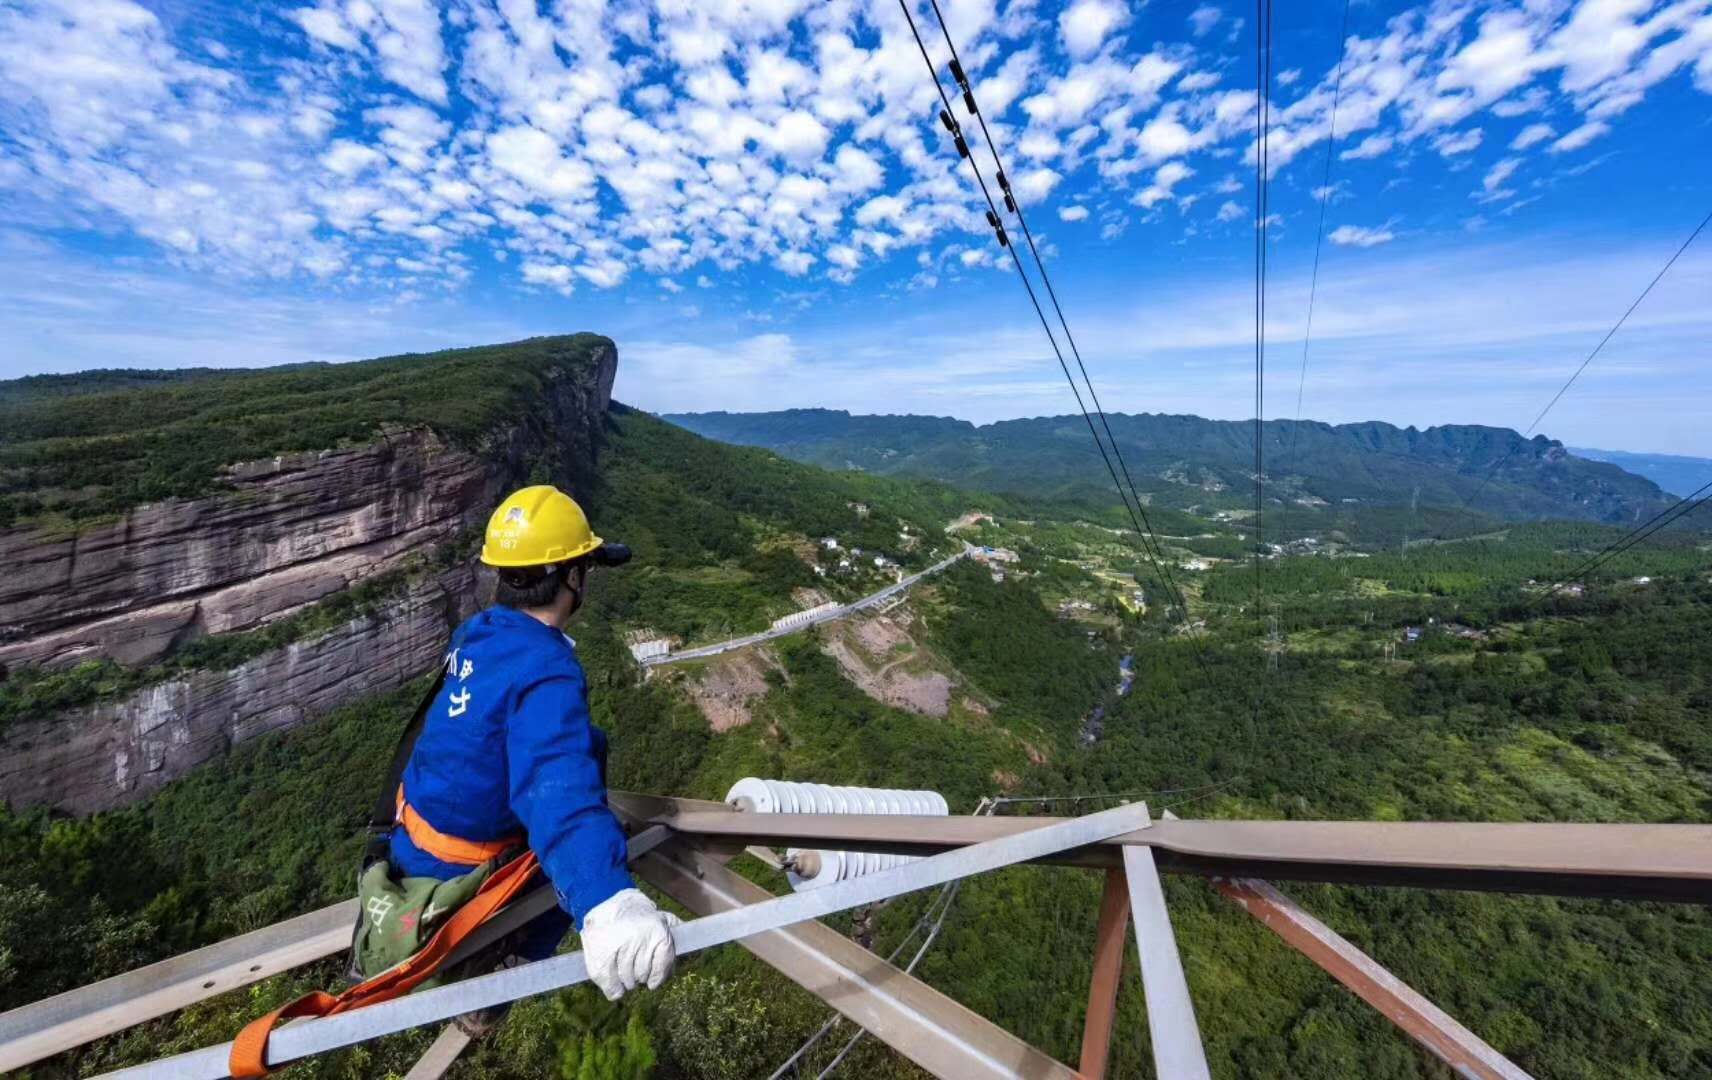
[{"left": 2, "top": 0, "right": 1709, "bottom": 453}]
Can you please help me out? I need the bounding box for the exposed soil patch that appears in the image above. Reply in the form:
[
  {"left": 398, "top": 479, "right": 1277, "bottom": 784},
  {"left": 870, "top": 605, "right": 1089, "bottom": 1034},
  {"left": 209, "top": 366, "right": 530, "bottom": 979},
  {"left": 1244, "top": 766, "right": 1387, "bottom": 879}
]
[
  {"left": 854, "top": 613, "right": 911, "bottom": 657},
  {"left": 825, "top": 614, "right": 954, "bottom": 717},
  {"left": 682, "top": 650, "right": 776, "bottom": 732}
]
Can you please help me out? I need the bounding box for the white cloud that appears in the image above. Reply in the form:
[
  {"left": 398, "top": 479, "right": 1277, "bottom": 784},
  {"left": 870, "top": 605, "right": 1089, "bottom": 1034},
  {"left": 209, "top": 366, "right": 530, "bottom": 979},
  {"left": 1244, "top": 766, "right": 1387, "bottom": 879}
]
[
  {"left": 832, "top": 144, "right": 884, "bottom": 193},
  {"left": 1136, "top": 161, "right": 1194, "bottom": 208},
  {"left": 1137, "top": 115, "right": 1194, "bottom": 162},
  {"left": 521, "top": 260, "right": 574, "bottom": 295},
  {"left": 1432, "top": 128, "right": 1484, "bottom": 156},
  {"left": 291, "top": 6, "right": 360, "bottom": 50},
  {"left": 0, "top": 0, "right": 1707, "bottom": 305},
  {"left": 1340, "top": 133, "right": 1393, "bottom": 160},
  {"left": 1058, "top": 204, "right": 1089, "bottom": 222},
  {"left": 291, "top": 0, "right": 448, "bottom": 105},
  {"left": 487, "top": 125, "right": 596, "bottom": 201},
  {"left": 577, "top": 257, "right": 628, "bottom": 288},
  {"left": 1510, "top": 122, "right": 1555, "bottom": 150},
  {"left": 1476, "top": 156, "right": 1521, "bottom": 203},
  {"left": 1060, "top": 0, "right": 1130, "bottom": 60},
  {"left": 321, "top": 140, "right": 384, "bottom": 177},
  {"left": 766, "top": 110, "right": 831, "bottom": 163},
  {"left": 1329, "top": 224, "right": 1396, "bottom": 247},
  {"left": 1013, "top": 167, "right": 1062, "bottom": 205},
  {"left": 1551, "top": 120, "right": 1611, "bottom": 153},
  {"left": 1215, "top": 199, "right": 1243, "bottom": 223},
  {"left": 1436, "top": 10, "right": 1553, "bottom": 107}
]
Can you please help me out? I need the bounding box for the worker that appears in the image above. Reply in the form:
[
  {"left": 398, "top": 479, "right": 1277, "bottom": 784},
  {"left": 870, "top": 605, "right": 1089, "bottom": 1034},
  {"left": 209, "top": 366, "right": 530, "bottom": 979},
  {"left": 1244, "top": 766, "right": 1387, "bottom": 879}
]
[{"left": 386, "top": 484, "right": 678, "bottom": 1018}]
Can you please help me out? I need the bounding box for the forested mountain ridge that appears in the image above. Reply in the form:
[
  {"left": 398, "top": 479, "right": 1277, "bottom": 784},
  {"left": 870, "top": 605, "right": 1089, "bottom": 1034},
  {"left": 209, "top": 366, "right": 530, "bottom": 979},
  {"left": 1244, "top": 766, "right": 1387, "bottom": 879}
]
[{"left": 666, "top": 408, "right": 1675, "bottom": 524}]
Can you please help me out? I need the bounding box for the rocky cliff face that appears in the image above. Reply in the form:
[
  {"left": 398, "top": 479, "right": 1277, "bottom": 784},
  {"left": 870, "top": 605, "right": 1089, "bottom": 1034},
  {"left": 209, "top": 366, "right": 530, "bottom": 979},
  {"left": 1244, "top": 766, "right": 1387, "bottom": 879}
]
[
  {"left": 0, "top": 341, "right": 617, "bottom": 813},
  {"left": 0, "top": 430, "right": 490, "bottom": 671},
  {"left": 0, "top": 570, "right": 470, "bottom": 813}
]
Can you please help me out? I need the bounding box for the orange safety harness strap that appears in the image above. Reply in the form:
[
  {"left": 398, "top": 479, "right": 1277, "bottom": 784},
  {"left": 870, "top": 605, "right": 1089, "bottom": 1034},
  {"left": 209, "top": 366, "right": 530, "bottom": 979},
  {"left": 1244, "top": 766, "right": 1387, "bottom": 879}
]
[
  {"left": 395, "top": 786, "right": 522, "bottom": 865},
  {"left": 229, "top": 851, "right": 541, "bottom": 1078}
]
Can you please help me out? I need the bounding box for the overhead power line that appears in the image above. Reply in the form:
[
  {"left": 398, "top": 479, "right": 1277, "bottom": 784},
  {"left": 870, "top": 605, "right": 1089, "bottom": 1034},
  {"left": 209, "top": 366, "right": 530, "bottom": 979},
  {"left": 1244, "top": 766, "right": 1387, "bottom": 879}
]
[
  {"left": 1534, "top": 479, "right": 1712, "bottom": 604},
  {"left": 920, "top": 0, "right": 1194, "bottom": 616},
  {"left": 1282, "top": 0, "right": 1354, "bottom": 482},
  {"left": 1521, "top": 209, "right": 1711, "bottom": 440},
  {"left": 1460, "top": 207, "right": 1712, "bottom": 514},
  {"left": 1250, "top": 0, "right": 1276, "bottom": 704},
  {"left": 894, "top": 0, "right": 1205, "bottom": 648},
  {"left": 1252, "top": 0, "right": 1275, "bottom": 634}
]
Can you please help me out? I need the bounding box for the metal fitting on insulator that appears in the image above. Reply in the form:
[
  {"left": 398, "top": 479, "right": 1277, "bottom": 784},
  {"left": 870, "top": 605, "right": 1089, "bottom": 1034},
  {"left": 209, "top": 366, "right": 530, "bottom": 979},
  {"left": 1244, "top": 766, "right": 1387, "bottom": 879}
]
[
  {"left": 1004, "top": 193, "right": 1017, "bottom": 214},
  {"left": 986, "top": 209, "right": 1000, "bottom": 229},
  {"left": 954, "top": 135, "right": 970, "bottom": 158},
  {"left": 995, "top": 226, "right": 1010, "bottom": 248},
  {"left": 939, "top": 109, "right": 957, "bottom": 134},
  {"left": 995, "top": 168, "right": 1011, "bottom": 193},
  {"left": 723, "top": 779, "right": 951, "bottom": 893},
  {"left": 948, "top": 58, "right": 967, "bottom": 86},
  {"left": 963, "top": 89, "right": 977, "bottom": 114}
]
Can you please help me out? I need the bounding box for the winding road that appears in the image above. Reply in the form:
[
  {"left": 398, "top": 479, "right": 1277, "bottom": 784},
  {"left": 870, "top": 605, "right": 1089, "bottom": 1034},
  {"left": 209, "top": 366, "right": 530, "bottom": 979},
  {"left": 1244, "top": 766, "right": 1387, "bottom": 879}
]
[{"left": 641, "top": 547, "right": 970, "bottom": 668}]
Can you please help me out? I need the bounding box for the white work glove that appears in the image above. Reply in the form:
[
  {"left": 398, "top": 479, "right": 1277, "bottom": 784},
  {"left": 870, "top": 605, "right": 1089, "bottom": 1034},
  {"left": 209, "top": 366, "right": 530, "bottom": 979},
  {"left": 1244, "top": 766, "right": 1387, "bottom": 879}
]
[{"left": 580, "top": 888, "right": 681, "bottom": 1001}]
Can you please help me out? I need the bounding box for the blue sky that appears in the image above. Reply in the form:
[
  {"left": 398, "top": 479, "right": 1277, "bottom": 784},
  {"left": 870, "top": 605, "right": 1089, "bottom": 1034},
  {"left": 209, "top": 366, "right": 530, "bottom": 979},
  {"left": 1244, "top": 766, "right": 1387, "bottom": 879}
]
[{"left": 1, "top": 0, "right": 1709, "bottom": 453}]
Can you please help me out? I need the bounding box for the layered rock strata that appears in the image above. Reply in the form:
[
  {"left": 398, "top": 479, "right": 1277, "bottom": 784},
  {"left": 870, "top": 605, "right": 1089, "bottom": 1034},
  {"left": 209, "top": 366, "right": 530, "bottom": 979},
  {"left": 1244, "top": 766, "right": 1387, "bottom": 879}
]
[
  {"left": 0, "top": 569, "right": 470, "bottom": 814},
  {"left": 0, "top": 341, "right": 617, "bottom": 813}
]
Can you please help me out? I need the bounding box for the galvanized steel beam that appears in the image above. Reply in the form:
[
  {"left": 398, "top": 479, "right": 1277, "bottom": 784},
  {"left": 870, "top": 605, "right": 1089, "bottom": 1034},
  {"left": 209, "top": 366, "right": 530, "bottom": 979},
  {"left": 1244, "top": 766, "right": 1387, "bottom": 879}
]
[
  {"left": 1217, "top": 877, "right": 1534, "bottom": 1080},
  {"left": 608, "top": 794, "right": 1712, "bottom": 902},
  {"left": 400, "top": 1026, "right": 472, "bottom": 1080},
  {"left": 1123, "top": 843, "right": 1211, "bottom": 1080},
  {"left": 634, "top": 839, "right": 1081, "bottom": 1080},
  {"left": 1076, "top": 868, "right": 1131, "bottom": 1080},
  {"left": 0, "top": 899, "right": 355, "bottom": 1073},
  {"left": 102, "top": 802, "right": 1150, "bottom": 1079}
]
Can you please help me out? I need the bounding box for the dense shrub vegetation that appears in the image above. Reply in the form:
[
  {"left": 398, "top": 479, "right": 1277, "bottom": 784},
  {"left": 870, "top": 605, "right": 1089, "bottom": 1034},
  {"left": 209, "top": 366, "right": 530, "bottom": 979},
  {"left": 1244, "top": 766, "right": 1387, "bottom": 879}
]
[
  {"left": 8, "top": 517, "right": 1709, "bottom": 1077},
  {"left": 2, "top": 350, "right": 1708, "bottom": 1078},
  {"left": 0, "top": 335, "right": 611, "bottom": 524}
]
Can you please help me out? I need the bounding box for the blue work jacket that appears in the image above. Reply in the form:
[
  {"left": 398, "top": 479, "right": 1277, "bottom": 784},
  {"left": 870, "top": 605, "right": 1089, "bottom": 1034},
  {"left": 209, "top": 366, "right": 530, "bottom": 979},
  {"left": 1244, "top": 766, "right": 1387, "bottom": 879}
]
[{"left": 391, "top": 605, "right": 633, "bottom": 929}]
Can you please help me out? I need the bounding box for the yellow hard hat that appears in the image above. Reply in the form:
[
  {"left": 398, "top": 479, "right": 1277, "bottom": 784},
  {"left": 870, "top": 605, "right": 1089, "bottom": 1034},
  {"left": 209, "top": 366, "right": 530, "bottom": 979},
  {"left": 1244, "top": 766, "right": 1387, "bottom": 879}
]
[{"left": 481, "top": 485, "right": 607, "bottom": 568}]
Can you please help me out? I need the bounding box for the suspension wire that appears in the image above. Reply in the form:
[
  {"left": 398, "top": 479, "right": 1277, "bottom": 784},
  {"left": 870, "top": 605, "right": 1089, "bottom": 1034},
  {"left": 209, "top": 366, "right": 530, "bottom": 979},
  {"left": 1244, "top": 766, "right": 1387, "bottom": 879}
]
[
  {"left": 990, "top": 779, "right": 1239, "bottom": 807},
  {"left": 920, "top": 0, "right": 1199, "bottom": 633},
  {"left": 1249, "top": 0, "right": 1276, "bottom": 709},
  {"left": 773, "top": 884, "right": 960, "bottom": 1078},
  {"left": 1281, "top": 0, "right": 1354, "bottom": 488},
  {"left": 1260, "top": 0, "right": 1273, "bottom": 619},
  {"left": 1529, "top": 479, "right": 1712, "bottom": 606},
  {"left": 816, "top": 881, "right": 959, "bottom": 1078},
  {"left": 1252, "top": 0, "right": 1274, "bottom": 638},
  {"left": 774, "top": 798, "right": 998, "bottom": 1080},
  {"left": 893, "top": 0, "right": 1209, "bottom": 667},
  {"left": 1459, "top": 207, "right": 1712, "bottom": 515}
]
